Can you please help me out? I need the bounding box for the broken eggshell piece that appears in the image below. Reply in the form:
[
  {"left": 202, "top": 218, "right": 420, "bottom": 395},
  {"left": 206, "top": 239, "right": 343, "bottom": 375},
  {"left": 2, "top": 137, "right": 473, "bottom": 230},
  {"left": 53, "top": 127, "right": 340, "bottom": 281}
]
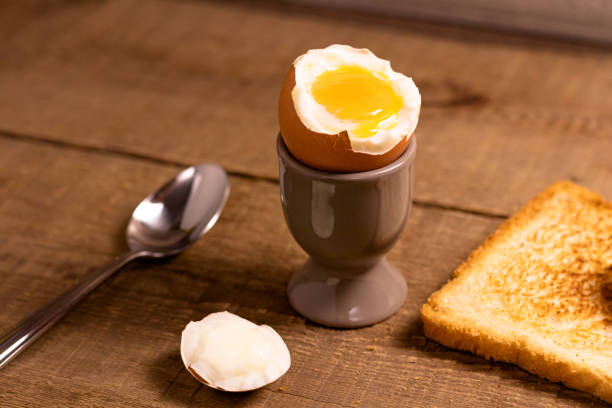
[{"left": 180, "top": 311, "right": 291, "bottom": 392}]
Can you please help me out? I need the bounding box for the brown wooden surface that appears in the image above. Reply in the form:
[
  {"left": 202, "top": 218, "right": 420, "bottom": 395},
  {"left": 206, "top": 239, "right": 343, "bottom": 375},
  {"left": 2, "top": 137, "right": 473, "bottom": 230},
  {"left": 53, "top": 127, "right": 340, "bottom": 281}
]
[
  {"left": 284, "top": 0, "right": 612, "bottom": 44},
  {"left": 0, "top": 1, "right": 611, "bottom": 407}
]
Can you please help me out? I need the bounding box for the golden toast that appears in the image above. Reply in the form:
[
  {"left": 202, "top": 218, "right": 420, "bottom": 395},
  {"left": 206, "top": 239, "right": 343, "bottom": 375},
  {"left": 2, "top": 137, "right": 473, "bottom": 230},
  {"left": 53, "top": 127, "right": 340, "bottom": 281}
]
[{"left": 421, "top": 181, "right": 612, "bottom": 403}]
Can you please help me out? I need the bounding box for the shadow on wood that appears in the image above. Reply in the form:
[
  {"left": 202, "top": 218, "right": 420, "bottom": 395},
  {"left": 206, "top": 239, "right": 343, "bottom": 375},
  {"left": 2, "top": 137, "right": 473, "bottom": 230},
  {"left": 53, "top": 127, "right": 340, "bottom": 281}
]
[{"left": 148, "top": 350, "right": 270, "bottom": 406}]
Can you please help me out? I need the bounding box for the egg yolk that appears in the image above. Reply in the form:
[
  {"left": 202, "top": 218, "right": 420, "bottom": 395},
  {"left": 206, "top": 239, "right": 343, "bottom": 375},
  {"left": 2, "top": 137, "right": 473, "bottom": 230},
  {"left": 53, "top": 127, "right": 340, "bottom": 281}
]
[{"left": 311, "top": 65, "right": 403, "bottom": 138}]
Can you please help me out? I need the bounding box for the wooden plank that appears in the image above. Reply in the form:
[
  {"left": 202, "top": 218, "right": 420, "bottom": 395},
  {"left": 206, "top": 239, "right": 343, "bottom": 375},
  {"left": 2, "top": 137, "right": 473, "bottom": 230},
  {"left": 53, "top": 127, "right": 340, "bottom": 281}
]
[
  {"left": 0, "top": 0, "right": 611, "bottom": 216},
  {"left": 0, "top": 137, "right": 607, "bottom": 407},
  {"left": 284, "top": 0, "right": 612, "bottom": 45}
]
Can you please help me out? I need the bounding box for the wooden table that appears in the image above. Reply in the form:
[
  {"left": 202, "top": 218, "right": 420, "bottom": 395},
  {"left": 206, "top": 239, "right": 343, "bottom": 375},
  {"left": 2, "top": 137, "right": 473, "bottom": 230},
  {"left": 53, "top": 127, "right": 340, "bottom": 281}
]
[{"left": 1, "top": 1, "right": 611, "bottom": 406}]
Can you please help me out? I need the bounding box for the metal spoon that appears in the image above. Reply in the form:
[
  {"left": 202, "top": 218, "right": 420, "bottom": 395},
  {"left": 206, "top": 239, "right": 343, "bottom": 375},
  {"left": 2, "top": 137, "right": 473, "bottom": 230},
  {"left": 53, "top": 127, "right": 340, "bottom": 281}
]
[{"left": 0, "top": 164, "right": 230, "bottom": 369}]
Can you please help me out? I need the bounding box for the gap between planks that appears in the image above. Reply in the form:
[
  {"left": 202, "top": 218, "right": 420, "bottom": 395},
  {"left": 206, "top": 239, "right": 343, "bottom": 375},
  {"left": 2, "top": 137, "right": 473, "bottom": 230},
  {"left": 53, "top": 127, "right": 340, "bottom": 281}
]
[{"left": 0, "top": 128, "right": 509, "bottom": 220}]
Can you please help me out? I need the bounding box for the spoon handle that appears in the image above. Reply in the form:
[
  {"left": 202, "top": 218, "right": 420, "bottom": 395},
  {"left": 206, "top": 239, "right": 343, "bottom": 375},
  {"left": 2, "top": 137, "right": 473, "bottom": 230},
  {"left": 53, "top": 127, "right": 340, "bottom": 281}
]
[{"left": 0, "top": 251, "right": 144, "bottom": 369}]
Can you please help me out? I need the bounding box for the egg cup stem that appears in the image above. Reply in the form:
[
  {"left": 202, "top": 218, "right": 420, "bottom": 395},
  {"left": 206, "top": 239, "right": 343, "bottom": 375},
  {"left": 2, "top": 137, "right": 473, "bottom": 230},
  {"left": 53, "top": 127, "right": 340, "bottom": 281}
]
[{"left": 277, "top": 134, "right": 416, "bottom": 328}]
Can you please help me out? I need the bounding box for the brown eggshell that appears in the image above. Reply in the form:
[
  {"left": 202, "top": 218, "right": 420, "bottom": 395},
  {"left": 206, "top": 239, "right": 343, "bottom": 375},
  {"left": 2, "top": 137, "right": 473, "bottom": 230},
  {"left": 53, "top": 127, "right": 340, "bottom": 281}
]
[{"left": 278, "top": 65, "right": 412, "bottom": 173}]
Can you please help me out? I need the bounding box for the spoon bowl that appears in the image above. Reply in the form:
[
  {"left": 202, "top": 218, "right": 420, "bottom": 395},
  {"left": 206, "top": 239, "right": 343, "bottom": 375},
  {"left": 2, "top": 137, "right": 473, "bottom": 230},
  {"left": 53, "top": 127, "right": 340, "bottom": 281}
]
[
  {"left": 0, "top": 163, "right": 230, "bottom": 369},
  {"left": 128, "top": 164, "right": 229, "bottom": 256}
]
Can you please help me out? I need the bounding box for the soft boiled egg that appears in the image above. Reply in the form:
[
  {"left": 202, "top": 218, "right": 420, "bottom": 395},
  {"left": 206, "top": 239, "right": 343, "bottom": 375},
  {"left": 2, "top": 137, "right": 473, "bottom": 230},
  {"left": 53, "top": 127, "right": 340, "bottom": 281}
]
[
  {"left": 180, "top": 311, "right": 291, "bottom": 392},
  {"left": 279, "top": 44, "right": 421, "bottom": 172}
]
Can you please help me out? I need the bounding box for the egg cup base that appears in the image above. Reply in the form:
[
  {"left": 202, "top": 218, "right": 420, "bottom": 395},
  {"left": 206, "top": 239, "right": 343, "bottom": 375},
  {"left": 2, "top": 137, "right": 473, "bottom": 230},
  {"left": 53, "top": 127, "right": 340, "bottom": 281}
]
[{"left": 287, "top": 256, "right": 407, "bottom": 328}]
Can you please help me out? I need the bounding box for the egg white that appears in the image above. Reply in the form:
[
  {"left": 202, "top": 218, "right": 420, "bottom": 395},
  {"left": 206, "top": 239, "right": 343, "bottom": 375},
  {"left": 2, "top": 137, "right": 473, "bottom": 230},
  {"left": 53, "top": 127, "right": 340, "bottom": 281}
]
[
  {"left": 291, "top": 44, "right": 421, "bottom": 155},
  {"left": 181, "top": 311, "right": 291, "bottom": 392}
]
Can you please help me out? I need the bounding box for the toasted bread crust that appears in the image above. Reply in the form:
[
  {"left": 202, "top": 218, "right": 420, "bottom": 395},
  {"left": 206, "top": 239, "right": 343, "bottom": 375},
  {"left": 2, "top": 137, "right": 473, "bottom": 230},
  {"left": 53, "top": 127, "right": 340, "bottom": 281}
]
[{"left": 421, "top": 181, "right": 612, "bottom": 403}]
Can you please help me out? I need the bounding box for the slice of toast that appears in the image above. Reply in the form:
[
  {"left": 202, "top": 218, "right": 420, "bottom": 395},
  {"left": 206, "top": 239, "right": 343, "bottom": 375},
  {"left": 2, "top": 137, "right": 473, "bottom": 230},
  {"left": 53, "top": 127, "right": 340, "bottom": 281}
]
[{"left": 421, "top": 181, "right": 612, "bottom": 403}]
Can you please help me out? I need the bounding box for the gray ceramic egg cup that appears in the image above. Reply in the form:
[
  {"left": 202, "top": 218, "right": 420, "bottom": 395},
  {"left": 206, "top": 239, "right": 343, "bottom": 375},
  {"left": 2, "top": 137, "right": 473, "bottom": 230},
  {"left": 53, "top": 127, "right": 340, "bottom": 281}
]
[{"left": 277, "top": 134, "right": 416, "bottom": 328}]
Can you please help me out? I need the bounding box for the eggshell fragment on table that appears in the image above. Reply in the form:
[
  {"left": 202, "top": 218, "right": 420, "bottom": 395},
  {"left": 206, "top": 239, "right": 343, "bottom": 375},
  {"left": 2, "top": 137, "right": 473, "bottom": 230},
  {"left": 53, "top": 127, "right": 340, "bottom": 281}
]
[{"left": 180, "top": 311, "right": 291, "bottom": 392}]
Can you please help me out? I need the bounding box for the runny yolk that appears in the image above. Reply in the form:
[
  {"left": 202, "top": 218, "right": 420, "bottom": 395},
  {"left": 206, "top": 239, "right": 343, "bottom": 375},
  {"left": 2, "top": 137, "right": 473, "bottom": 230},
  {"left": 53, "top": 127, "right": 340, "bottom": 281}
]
[{"left": 311, "top": 65, "right": 403, "bottom": 139}]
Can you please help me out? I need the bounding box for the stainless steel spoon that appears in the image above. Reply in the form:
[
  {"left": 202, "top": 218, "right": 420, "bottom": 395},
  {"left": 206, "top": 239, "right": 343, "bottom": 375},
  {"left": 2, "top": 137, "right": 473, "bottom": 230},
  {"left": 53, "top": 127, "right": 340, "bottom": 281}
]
[{"left": 0, "top": 164, "right": 230, "bottom": 369}]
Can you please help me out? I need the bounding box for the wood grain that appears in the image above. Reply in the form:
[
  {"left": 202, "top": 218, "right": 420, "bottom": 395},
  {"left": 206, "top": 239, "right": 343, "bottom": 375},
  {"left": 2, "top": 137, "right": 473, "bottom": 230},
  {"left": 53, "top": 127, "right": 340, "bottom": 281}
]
[
  {"left": 283, "top": 0, "right": 612, "bottom": 44},
  {"left": 1, "top": 1, "right": 611, "bottom": 406},
  {"left": 0, "top": 0, "right": 611, "bottom": 217},
  {"left": 0, "top": 136, "right": 606, "bottom": 407}
]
